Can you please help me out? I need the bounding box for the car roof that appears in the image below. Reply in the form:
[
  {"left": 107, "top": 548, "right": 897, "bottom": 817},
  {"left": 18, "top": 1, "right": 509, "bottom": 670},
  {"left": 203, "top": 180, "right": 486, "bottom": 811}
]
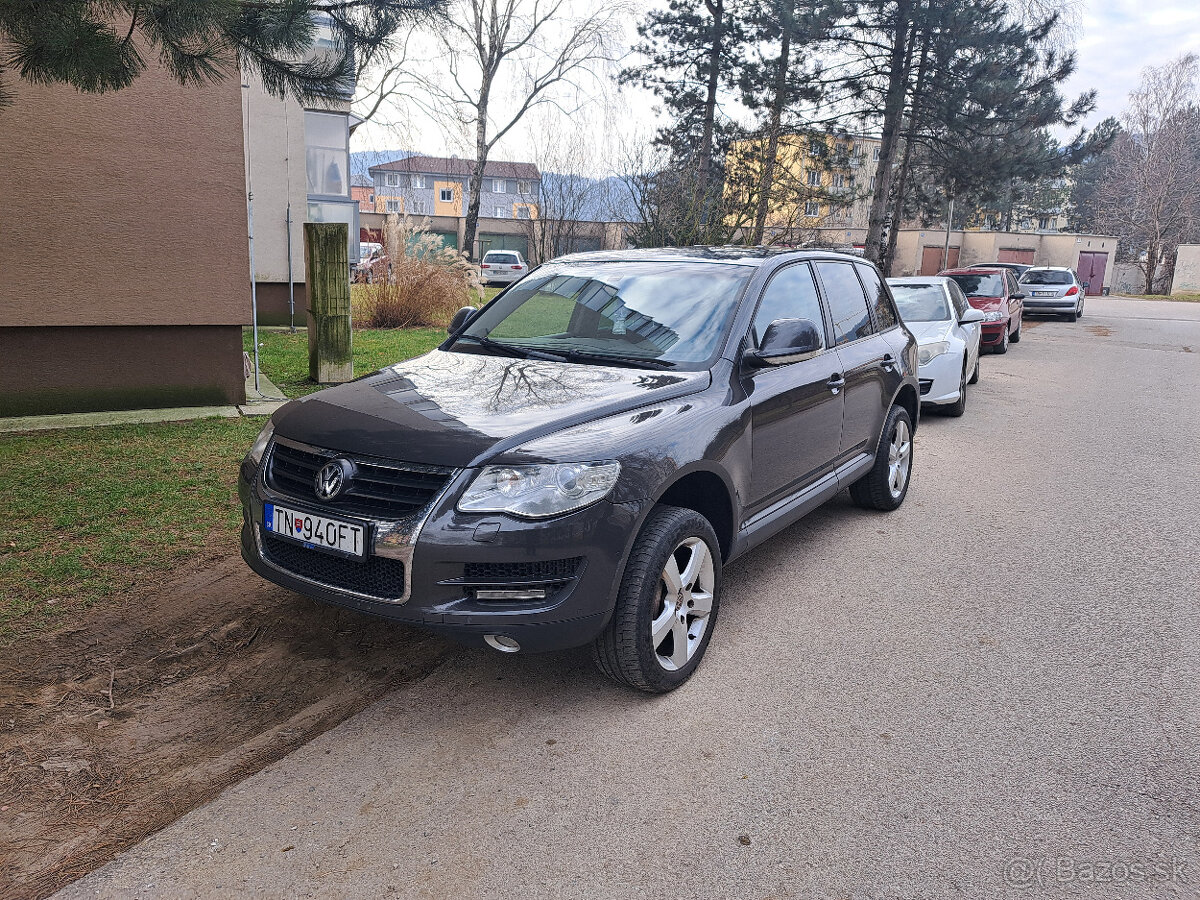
[
  {"left": 1021, "top": 265, "right": 1072, "bottom": 271},
  {"left": 548, "top": 246, "right": 867, "bottom": 268},
  {"left": 887, "top": 276, "right": 953, "bottom": 285},
  {"left": 940, "top": 267, "right": 1006, "bottom": 275}
]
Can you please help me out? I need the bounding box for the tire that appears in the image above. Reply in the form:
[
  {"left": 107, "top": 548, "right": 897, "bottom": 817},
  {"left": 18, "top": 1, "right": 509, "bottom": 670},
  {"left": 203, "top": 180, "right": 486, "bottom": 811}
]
[
  {"left": 944, "top": 363, "right": 967, "bottom": 418},
  {"left": 968, "top": 355, "right": 980, "bottom": 384},
  {"left": 592, "top": 505, "right": 722, "bottom": 693},
  {"left": 1077, "top": 299, "right": 1084, "bottom": 319},
  {"left": 849, "top": 405, "right": 914, "bottom": 511},
  {"left": 1010, "top": 315, "right": 1022, "bottom": 343},
  {"left": 1065, "top": 308, "right": 1078, "bottom": 323},
  {"left": 992, "top": 325, "right": 1009, "bottom": 354}
]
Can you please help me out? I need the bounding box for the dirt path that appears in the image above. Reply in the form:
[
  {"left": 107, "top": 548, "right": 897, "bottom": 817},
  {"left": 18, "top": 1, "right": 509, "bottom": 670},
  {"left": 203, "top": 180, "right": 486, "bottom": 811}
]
[{"left": 0, "top": 551, "right": 454, "bottom": 900}]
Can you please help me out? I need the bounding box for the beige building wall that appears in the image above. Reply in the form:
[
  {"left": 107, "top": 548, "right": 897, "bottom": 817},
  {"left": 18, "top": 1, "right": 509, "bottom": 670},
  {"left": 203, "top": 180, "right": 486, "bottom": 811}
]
[
  {"left": 1172, "top": 245, "right": 1200, "bottom": 294},
  {"left": 0, "top": 61, "right": 249, "bottom": 415}
]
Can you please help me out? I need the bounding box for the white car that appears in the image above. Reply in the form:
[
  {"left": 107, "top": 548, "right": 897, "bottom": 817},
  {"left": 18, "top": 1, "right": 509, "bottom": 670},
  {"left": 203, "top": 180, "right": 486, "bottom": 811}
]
[
  {"left": 480, "top": 250, "right": 528, "bottom": 286},
  {"left": 888, "top": 276, "right": 985, "bottom": 417}
]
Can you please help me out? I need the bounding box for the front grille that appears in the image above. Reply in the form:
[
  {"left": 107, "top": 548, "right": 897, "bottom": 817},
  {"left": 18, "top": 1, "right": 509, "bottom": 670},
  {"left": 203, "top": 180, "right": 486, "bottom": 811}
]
[
  {"left": 919, "top": 379, "right": 933, "bottom": 396},
  {"left": 267, "top": 441, "right": 453, "bottom": 520},
  {"left": 462, "top": 557, "right": 583, "bottom": 583},
  {"left": 261, "top": 532, "right": 405, "bottom": 600}
]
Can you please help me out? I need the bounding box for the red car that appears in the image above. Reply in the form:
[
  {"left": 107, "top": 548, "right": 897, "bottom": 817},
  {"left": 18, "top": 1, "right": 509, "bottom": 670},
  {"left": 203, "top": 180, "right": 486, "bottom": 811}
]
[{"left": 939, "top": 267, "right": 1025, "bottom": 354}]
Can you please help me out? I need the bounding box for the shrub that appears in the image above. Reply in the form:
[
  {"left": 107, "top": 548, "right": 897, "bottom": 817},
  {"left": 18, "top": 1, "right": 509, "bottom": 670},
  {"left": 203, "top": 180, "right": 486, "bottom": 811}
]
[{"left": 355, "top": 215, "right": 482, "bottom": 329}]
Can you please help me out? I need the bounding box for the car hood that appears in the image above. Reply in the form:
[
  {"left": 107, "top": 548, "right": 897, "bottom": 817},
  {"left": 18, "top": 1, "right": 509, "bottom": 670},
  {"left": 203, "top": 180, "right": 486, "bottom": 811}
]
[
  {"left": 906, "top": 320, "right": 954, "bottom": 343},
  {"left": 272, "top": 349, "right": 710, "bottom": 468},
  {"left": 967, "top": 296, "right": 1004, "bottom": 311}
]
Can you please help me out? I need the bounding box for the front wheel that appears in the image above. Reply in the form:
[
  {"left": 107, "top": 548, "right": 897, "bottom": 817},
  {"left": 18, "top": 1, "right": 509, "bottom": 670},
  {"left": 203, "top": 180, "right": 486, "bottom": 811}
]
[
  {"left": 592, "top": 506, "right": 722, "bottom": 693},
  {"left": 968, "top": 355, "right": 980, "bottom": 384},
  {"left": 849, "top": 404, "right": 914, "bottom": 511},
  {"left": 1010, "top": 315, "right": 1022, "bottom": 343},
  {"left": 993, "top": 325, "right": 1009, "bottom": 354},
  {"left": 944, "top": 364, "right": 967, "bottom": 418}
]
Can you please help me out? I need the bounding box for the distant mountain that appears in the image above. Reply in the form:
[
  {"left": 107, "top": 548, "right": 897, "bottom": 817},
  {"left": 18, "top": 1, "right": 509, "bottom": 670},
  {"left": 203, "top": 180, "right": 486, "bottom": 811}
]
[
  {"left": 541, "top": 172, "right": 637, "bottom": 223},
  {"left": 350, "top": 149, "right": 416, "bottom": 182}
]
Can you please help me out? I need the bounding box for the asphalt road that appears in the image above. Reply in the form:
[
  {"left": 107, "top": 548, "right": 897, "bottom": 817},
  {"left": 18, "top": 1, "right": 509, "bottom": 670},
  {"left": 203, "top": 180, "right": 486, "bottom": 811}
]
[{"left": 57, "top": 297, "right": 1200, "bottom": 900}]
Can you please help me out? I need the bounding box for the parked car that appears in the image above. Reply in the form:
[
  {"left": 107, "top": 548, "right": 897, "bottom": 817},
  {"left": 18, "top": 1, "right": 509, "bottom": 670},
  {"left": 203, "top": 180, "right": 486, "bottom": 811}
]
[
  {"left": 888, "top": 276, "right": 985, "bottom": 416},
  {"left": 1018, "top": 266, "right": 1086, "bottom": 321},
  {"left": 939, "top": 266, "right": 1025, "bottom": 354},
  {"left": 239, "top": 248, "right": 921, "bottom": 692},
  {"left": 353, "top": 243, "right": 388, "bottom": 284},
  {"left": 480, "top": 250, "right": 528, "bottom": 286},
  {"left": 980, "top": 261, "right": 1032, "bottom": 278}
]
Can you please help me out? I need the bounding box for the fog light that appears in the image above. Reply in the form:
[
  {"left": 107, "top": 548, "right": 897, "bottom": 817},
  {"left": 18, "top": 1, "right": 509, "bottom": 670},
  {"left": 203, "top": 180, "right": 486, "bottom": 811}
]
[
  {"left": 484, "top": 634, "right": 521, "bottom": 653},
  {"left": 475, "top": 588, "right": 547, "bottom": 601}
]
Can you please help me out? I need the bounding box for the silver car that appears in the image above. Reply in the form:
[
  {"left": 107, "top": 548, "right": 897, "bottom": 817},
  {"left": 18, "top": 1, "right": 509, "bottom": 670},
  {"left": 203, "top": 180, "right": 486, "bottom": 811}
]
[
  {"left": 1018, "top": 266, "right": 1086, "bottom": 321},
  {"left": 480, "top": 250, "right": 529, "bottom": 286}
]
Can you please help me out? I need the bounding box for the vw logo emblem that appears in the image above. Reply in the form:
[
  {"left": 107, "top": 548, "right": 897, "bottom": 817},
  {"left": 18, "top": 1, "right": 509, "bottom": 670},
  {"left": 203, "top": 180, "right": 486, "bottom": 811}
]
[{"left": 314, "top": 459, "right": 352, "bottom": 501}]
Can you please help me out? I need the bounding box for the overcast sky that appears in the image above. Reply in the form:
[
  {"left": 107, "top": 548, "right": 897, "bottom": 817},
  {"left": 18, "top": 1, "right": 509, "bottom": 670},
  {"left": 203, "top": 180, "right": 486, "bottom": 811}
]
[{"left": 350, "top": 1, "right": 1200, "bottom": 175}]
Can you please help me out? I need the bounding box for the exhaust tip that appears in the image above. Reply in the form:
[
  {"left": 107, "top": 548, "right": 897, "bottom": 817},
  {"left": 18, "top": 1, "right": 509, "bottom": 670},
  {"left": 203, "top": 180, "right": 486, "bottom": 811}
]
[{"left": 484, "top": 634, "right": 521, "bottom": 653}]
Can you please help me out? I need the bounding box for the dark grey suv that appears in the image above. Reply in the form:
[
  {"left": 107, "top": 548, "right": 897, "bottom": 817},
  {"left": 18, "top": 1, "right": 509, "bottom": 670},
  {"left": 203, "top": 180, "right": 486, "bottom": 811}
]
[{"left": 239, "top": 248, "right": 920, "bottom": 692}]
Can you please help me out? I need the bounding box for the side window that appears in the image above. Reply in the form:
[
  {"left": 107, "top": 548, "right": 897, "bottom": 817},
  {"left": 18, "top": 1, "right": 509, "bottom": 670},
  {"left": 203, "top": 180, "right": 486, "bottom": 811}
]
[
  {"left": 814, "top": 262, "right": 875, "bottom": 345},
  {"left": 751, "top": 264, "right": 826, "bottom": 347},
  {"left": 855, "top": 264, "right": 898, "bottom": 329},
  {"left": 948, "top": 282, "right": 969, "bottom": 318}
]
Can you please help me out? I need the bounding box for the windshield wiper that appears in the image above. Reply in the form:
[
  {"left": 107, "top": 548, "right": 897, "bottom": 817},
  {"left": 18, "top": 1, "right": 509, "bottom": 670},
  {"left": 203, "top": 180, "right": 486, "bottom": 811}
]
[
  {"left": 555, "top": 349, "right": 675, "bottom": 370},
  {"left": 453, "top": 333, "right": 567, "bottom": 362}
]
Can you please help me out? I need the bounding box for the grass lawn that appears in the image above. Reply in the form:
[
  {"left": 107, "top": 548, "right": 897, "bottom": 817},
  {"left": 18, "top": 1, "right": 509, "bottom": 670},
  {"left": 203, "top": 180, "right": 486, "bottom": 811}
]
[
  {"left": 0, "top": 417, "right": 263, "bottom": 641},
  {"left": 248, "top": 285, "right": 507, "bottom": 397},
  {"left": 1117, "top": 292, "right": 1200, "bottom": 302}
]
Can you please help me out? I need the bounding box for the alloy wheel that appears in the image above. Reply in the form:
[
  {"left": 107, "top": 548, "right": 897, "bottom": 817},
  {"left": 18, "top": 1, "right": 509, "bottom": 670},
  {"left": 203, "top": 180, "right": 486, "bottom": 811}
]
[
  {"left": 651, "top": 537, "right": 715, "bottom": 671},
  {"left": 887, "top": 419, "right": 912, "bottom": 499}
]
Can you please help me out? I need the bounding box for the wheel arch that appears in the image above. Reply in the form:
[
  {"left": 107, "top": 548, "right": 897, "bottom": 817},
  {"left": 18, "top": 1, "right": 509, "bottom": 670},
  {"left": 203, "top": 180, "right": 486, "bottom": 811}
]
[
  {"left": 891, "top": 382, "right": 920, "bottom": 433},
  {"left": 652, "top": 466, "right": 737, "bottom": 562}
]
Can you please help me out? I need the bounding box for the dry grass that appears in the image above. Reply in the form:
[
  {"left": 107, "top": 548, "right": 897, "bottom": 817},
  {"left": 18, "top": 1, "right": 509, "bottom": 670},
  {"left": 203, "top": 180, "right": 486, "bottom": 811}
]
[
  {"left": 355, "top": 215, "right": 482, "bottom": 329},
  {"left": 1116, "top": 291, "right": 1200, "bottom": 303}
]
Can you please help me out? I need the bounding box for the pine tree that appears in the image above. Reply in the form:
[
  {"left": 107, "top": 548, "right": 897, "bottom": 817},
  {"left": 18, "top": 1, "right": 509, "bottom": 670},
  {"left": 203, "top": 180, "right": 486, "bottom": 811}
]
[{"left": 0, "top": 0, "right": 443, "bottom": 106}]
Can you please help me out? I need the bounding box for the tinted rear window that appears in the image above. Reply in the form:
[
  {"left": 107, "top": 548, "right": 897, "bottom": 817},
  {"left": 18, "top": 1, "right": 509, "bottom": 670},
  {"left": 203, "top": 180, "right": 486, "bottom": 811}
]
[
  {"left": 815, "top": 261, "right": 874, "bottom": 344},
  {"left": 1020, "top": 270, "right": 1072, "bottom": 285},
  {"left": 947, "top": 273, "right": 1004, "bottom": 297},
  {"left": 485, "top": 253, "right": 519, "bottom": 264}
]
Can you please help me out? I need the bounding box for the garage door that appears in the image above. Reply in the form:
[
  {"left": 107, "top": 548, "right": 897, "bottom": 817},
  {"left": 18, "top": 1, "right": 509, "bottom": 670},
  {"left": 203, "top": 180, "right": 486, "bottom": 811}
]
[
  {"left": 920, "top": 245, "right": 959, "bottom": 275},
  {"left": 478, "top": 233, "right": 528, "bottom": 258},
  {"left": 998, "top": 248, "right": 1035, "bottom": 264},
  {"left": 1078, "top": 251, "right": 1108, "bottom": 296}
]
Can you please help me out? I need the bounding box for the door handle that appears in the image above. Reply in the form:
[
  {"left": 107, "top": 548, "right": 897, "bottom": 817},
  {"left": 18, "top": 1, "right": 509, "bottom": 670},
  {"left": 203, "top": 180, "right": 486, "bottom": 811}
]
[
  {"left": 881, "top": 353, "right": 897, "bottom": 371},
  {"left": 827, "top": 373, "right": 845, "bottom": 394}
]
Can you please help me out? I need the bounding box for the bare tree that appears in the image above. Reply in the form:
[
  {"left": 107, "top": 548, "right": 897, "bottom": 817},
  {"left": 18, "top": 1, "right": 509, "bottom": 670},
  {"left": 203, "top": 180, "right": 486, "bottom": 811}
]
[
  {"left": 1096, "top": 54, "right": 1200, "bottom": 292},
  {"left": 418, "top": 0, "right": 624, "bottom": 259}
]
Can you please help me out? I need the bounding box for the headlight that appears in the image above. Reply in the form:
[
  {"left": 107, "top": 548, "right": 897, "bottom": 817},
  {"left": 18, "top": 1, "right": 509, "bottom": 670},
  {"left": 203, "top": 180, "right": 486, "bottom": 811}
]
[
  {"left": 247, "top": 421, "right": 274, "bottom": 465},
  {"left": 917, "top": 341, "right": 950, "bottom": 365},
  {"left": 458, "top": 461, "right": 621, "bottom": 518},
  {"left": 981, "top": 310, "right": 1005, "bottom": 322}
]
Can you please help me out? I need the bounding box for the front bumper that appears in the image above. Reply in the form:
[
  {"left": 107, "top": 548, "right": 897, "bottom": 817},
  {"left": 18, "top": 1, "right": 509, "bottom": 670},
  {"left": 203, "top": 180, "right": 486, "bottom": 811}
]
[
  {"left": 980, "top": 322, "right": 1008, "bottom": 346},
  {"left": 239, "top": 456, "right": 643, "bottom": 652},
  {"left": 918, "top": 350, "right": 964, "bottom": 405}
]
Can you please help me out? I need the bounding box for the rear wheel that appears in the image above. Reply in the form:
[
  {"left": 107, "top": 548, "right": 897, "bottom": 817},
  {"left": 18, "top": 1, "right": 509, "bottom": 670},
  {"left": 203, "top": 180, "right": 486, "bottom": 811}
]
[
  {"left": 592, "top": 506, "right": 722, "bottom": 693},
  {"left": 1065, "top": 307, "right": 1078, "bottom": 322},
  {"left": 849, "top": 405, "right": 914, "bottom": 511}
]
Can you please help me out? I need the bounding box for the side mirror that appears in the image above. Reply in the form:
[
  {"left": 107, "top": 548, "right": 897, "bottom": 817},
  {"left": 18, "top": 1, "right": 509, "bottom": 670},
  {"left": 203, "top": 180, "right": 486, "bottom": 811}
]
[
  {"left": 959, "top": 307, "right": 985, "bottom": 324},
  {"left": 1082, "top": 282, "right": 1090, "bottom": 290},
  {"left": 746, "top": 318, "right": 824, "bottom": 367},
  {"left": 1012, "top": 292, "right": 1026, "bottom": 300},
  {"left": 448, "top": 306, "right": 477, "bottom": 335}
]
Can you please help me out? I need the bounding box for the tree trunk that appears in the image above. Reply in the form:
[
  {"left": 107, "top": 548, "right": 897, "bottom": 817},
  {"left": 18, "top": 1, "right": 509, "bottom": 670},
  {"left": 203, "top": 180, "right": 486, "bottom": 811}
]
[
  {"left": 883, "top": 132, "right": 914, "bottom": 275},
  {"left": 304, "top": 222, "right": 352, "bottom": 384},
  {"left": 462, "top": 79, "right": 492, "bottom": 261},
  {"left": 863, "top": 0, "right": 914, "bottom": 266},
  {"left": 750, "top": 0, "right": 794, "bottom": 246},
  {"left": 698, "top": 0, "right": 725, "bottom": 202}
]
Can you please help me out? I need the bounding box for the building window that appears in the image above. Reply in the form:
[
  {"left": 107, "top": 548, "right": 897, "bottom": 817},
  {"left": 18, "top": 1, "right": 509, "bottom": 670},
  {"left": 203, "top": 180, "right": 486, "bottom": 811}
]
[
  {"left": 411, "top": 174, "right": 426, "bottom": 189},
  {"left": 517, "top": 206, "right": 531, "bottom": 220},
  {"left": 870, "top": 175, "right": 877, "bottom": 190},
  {"left": 386, "top": 173, "right": 400, "bottom": 187},
  {"left": 492, "top": 178, "right": 507, "bottom": 193},
  {"left": 517, "top": 181, "right": 532, "bottom": 195},
  {"left": 805, "top": 201, "right": 821, "bottom": 217},
  {"left": 304, "top": 111, "right": 349, "bottom": 198},
  {"left": 833, "top": 173, "right": 845, "bottom": 189},
  {"left": 440, "top": 187, "right": 455, "bottom": 202},
  {"left": 1038, "top": 215, "right": 1053, "bottom": 230},
  {"left": 495, "top": 206, "right": 507, "bottom": 218},
  {"left": 385, "top": 199, "right": 401, "bottom": 213},
  {"left": 872, "top": 147, "right": 881, "bottom": 161},
  {"left": 807, "top": 170, "right": 821, "bottom": 186},
  {"left": 410, "top": 199, "right": 427, "bottom": 214}
]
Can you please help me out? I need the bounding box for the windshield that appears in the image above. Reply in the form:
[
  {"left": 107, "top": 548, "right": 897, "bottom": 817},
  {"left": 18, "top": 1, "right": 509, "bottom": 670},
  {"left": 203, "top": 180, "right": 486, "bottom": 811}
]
[
  {"left": 947, "top": 273, "right": 1004, "bottom": 297},
  {"left": 890, "top": 284, "right": 951, "bottom": 321},
  {"left": 1020, "top": 270, "right": 1072, "bottom": 285},
  {"left": 454, "top": 261, "right": 753, "bottom": 370}
]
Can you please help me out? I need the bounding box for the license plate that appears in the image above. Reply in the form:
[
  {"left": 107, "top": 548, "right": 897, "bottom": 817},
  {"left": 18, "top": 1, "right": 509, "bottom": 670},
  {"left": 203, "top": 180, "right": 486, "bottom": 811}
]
[
  {"left": 1034, "top": 291, "right": 1057, "bottom": 297},
  {"left": 264, "top": 503, "right": 366, "bottom": 558}
]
